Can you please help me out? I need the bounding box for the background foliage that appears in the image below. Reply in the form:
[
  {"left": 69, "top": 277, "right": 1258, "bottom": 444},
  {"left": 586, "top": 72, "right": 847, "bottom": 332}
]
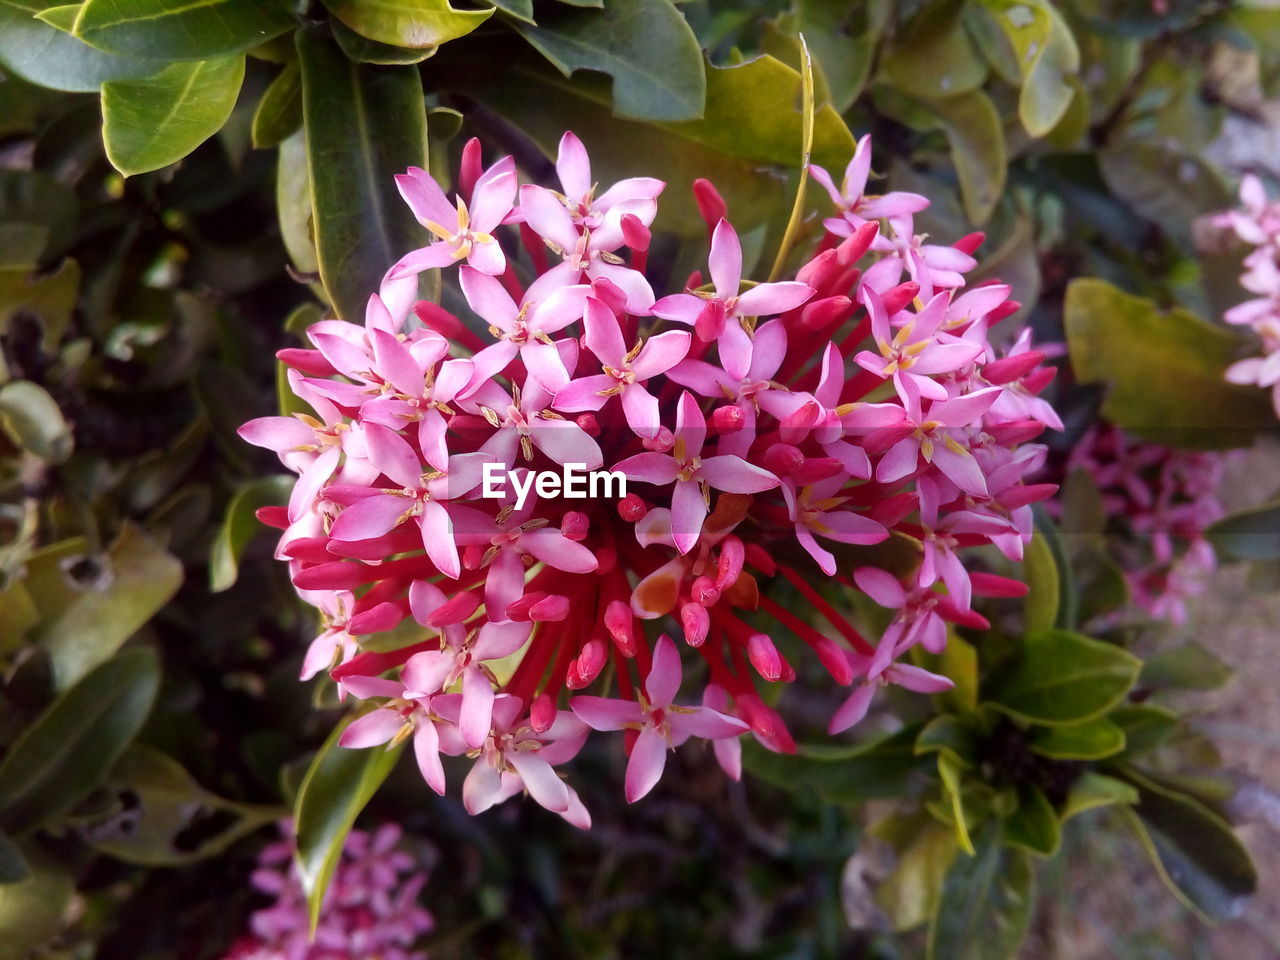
[{"left": 2, "top": 0, "right": 1279, "bottom": 957}]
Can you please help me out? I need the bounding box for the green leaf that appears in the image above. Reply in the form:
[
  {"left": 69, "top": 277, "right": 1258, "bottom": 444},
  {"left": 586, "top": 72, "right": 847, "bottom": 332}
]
[
  {"left": 937, "top": 752, "right": 975, "bottom": 855},
  {"left": 1064, "top": 278, "right": 1273, "bottom": 449},
  {"left": 1098, "top": 140, "right": 1231, "bottom": 247},
  {"left": 1002, "top": 784, "right": 1060, "bottom": 857},
  {"left": 916, "top": 714, "right": 978, "bottom": 767},
  {"left": 742, "top": 725, "right": 928, "bottom": 804},
  {"left": 1139, "top": 641, "right": 1233, "bottom": 691},
  {"left": 789, "top": 0, "right": 883, "bottom": 111},
  {"left": 875, "top": 820, "right": 957, "bottom": 931},
  {"left": 32, "top": 4, "right": 81, "bottom": 32},
  {"left": 928, "top": 823, "right": 1035, "bottom": 960},
  {"left": 0, "top": 0, "right": 155, "bottom": 93},
  {"left": 983, "top": 0, "right": 1080, "bottom": 137},
  {"left": 1030, "top": 716, "right": 1126, "bottom": 760},
  {"left": 297, "top": 26, "right": 428, "bottom": 322},
  {"left": 0, "top": 855, "right": 72, "bottom": 958},
  {"left": 87, "top": 746, "right": 279, "bottom": 866},
  {"left": 440, "top": 52, "right": 854, "bottom": 237},
  {"left": 102, "top": 55, "right": 246, "bottom": 177},
  {"left": 294, "top": 717, "right": 405, "bottom": 932},
  {"left": 985, "top": 629, "right": 1141, "bottom": 727},
  {"left": 1060, "top": 771, "right": 1138, "bottom": 822},
  {"left": 0, "top": 648, "right": 159, "bottom": 835},
  {"left": 0, "top": 261, "right": 79, "bottom": 352},
  {"left": 0, "top": 169, "right": 79, "bottom": 264},
  {"left": 0, "top": 381, "right": 72, "bottom": 463},
  {"left": 252, "top": 61, "right": 301, "bottom": 149},
  {"left": 73, "top": 0, "right": 294, "bottom": 60},
  {"left": 210, "top": 475, "right": 294, "bottom": 592},
  {"left": 929, "top": 89, "right": 1006, "bottom": 226},
  {"left": 331, "top": 18, "right": 437, "bottom": 64},
  {"left": 0, "top": 832, "right": 28, "bottom": 884},
  {"left": 882, "top": 0, "right": 987, "bottom": 101},
  {"left": 1208, "top": 498, "right": 1280, "bottom": 561},
  {"left": 515, "top": 0, "right": 705, "bottom": 122},
  {"left": 916, "top": 632, "right": 978, "bottom": 713},
  {"left": 1110, "top": 703, "right": 1180, "bottom": 759},
  {"left": 319, "top": 0, "right": 490, "bottom": 49},
  {"left": 276, "top": 130, "right": 319, "bottom": 278},
  {"left": 1118, "top": 768, "right": 1257, "bottom": 923},
  {"left": 39, "top": 522, "right": 182, "bottom": 691},
  {"left": 487, "top": 0, "right": 534, "bottom": 23},
  {"left": 1021, "top": 530, "right": 1060, "bottom": 635}
]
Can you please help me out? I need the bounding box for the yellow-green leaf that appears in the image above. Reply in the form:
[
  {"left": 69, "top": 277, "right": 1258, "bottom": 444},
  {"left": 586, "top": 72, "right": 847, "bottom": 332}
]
[
  {"left": 74, "top": 0, "right": 294, "bottom": 60},
  {"left": 320, "top": 0, "right": 490, "bottom": 49}
]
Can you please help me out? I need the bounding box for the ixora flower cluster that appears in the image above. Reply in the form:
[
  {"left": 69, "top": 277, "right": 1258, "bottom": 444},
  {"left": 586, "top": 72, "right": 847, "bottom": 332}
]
[
  {"left": 242, "top": 132, "right": 1060, "bottom": 827},
  {"left": 222, "top": 823, "right": 432, "bottom": 960},
  {"left": 1218, "top": 174, "right": 1280, "bottom": 413},
  {"left": 1062, "top": 424, "right": 1224, "bottom": 625}
]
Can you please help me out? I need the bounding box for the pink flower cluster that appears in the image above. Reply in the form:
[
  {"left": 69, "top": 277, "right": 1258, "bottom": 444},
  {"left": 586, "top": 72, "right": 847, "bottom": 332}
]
[
  {"left": 222, "top": 823, "right": 432, "bottom": 960},
  {"left": 242, "top": 132, "right": 1060, "bottom": 826},
  {"left": 1218, "top": 174, "right": 1280, "bottom": 413},
  {"left": 1063, "top": 424, "right": 1224, "bottom": 625}
]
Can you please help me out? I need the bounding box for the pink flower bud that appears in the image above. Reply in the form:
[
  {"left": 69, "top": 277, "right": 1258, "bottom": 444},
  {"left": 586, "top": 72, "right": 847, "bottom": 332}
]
[
  {"left": 428, "top": 590, "right": 481, "bottom": 626},
  {"left": 256, "top": 505, "right": 289, "bottom": 529},
  {"left": 561, "top": 511, "right": 590, "bottom": 541},
  {"left": 953, "top": 231, "right": 985, "bottom": 255},
  {"left": 837, "top": 220, "right": 881, "bottom": 266},
  {"left": 459, "top": 137, "right": 483, "bottom": 202},
  {"left": 710, "top": 405, "right": 745, "bottom": 433},
  {"left": 763, "top": 443, "right": 806, "bottom": 477},
  {"left": 567, "top": 639, "right": 607, "bottom": 688},
  {"left": 605, "top": 600, "right": 637, "bottom": 656},
  {"left": 988, "top": 421, "right": 1046, "bottom": 445},
  {"left": 275, "top": 348, "right": 337, "bottom": 377},
  {"left": 576, "top": 412, "right": 601, "bottom": 437},
  {"left": 693, "top": 179, "right": 727, "bottom": 231},
  {"left": 618, "top": 494, "right": 648, "bottom": 522},
  {"left": 796, "top": 249, "right": 838, "bottom": 288},
  {"left": 969, "top": 572, "right": 1030, "bottom": 598},
  {"left": 798, "top": 295, "right": 852, "bottom": 332},
  {"left": 812, "top": 636, "right": 855, "bottom": 685},
  {"left": 530, "top": 594, "right": 570, "bottom": 621},
  {"left": 744, "top": 543, "right": 777, "bottom": 576},
  {"left": 506, "top": 591, "right": 546, "bottom": 622},
  {"left": 591, "top": 276, "right": 628, "bottom": 316},
  {"left": 680, "top": 602, "right": 709, "bottom": 646},
  {"left": 880, "top": 281, "right": 921, "bottom": 315},
  {"left": 642, "top": 426, "right": 675, "bottom": 453},
  {"left": 348, "top": 601, "right": 404, "bottom": 636},
  {"left": 530, "top": 693, "right": 556, "bottom": 733},
  {"left": 691, "top": 576, "right": 720, "bottom": 606},
  {"left": 716, "top": 536, "right": 745, "bottom": 590},
  {"left": 982, "top": 350, "right": 1045, "bottom": 384},
  {"left": 747, "top": 633, "right": 784, "bottom": 681},
  {"left": 695, "top": 298, "right": 727, "bottom": 341}
]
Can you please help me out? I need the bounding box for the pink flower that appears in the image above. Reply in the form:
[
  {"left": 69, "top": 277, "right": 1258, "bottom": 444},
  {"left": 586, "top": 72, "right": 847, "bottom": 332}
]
[
  {"left": 652, "top": 218, "right": 813, "bottom": 341},
  {"left": 810, "top": 134, "right": 929, "bottom": 235},
  {"left": 571, "top": 635, "right": 747, "bottom": 802}
]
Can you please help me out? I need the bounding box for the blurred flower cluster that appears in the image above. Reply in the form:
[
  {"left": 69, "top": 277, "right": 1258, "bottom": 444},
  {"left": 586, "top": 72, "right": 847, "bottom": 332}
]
[
  {"left": 222, "top": 823, "right": 432, "bottom": 960},
  {"left": 242, "top": 132, "right": 1061, "bottom": 824}
]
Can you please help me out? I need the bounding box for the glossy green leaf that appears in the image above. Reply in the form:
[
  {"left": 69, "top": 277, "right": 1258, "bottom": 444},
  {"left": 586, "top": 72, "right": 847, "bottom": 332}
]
[
  {"left": 0, "top": 648, "right": 159, "bottom": 835},
  {"left": 1064, "top": 278, "right": 1273, "bottom": 449},
  {"left": 39, "top": 522, "right": 182, "bottom": 690},
  {"left": 442, "top": 52, "right": 854, "bottom": 237},
  {"left": 210, "top": 475, "right": 293, "bottom": 592},
  {"left": 276, "top": 130, "right": 319, "bottom": 278},
  {"left": 0, "top": 0, "right": 155, "bottom": 93},
  {"left": 882, "top": 0, "right": 987, "bottom": 101},
  {"left": 985, "top": 629, "right": 1141, "bottom": 727},
  {"left": 515, "top": 0, "right": 705, "bottom": 122},
  {"left": 1139, "top": 641, "right": 1233, "bottom": 691},
  {"left": 983, "top": 0, "right": 1080, "bottom": 137},
  {"left": 915, "top": 714, "right": 978, "bottom": 767},
  {"left": 1021, "top": 530, "right": 1060, "bottom": 635},
  {"left": 0, "top": 381, "right": 72, "bottom": 463},
  {"left": 251, "top": 61, "right": 301, "bottom": 149},
  {"left": 1003, "top": 785, "right": 1060, "bottom": 857},
  {"left": 0, "top": 855, "right": 72, "bottom": 959},
  {"left": 102, "top": 55, "right": 246, "bottom": 177},
  {"left": 87, "top": 746, "right": 279, "bottom": 866},
  {"left": 297, "top": 26, "right": 428, "bottom": 322},
  {"left": 928, "top": 823, "right": 1034, "bottom": 960},
  {"left": 0, "top": 832, "right": 28, "bottom": 884},
  {"left": 74, "top": 0, "right": 294, "bottom": 60},
  {"left": 1099, "top": 140, "right": 1231, "bottom": 246},
  {"left": 1208, "top": 498, "right": 1280, "bottom": 561},
  {"left": 320, "top": 0, "right": 490, "bottom": 49},
  {"left": 789, "top": 0, "right": 883, "bottom": 111},
  {"left": 331, "top": 18, "right": 437, "bottom": 64},
  {"left": 487, "top": 0, "right": 534, "bottom": 22},
  {"left": 1119, "top": 768, "right": 1256, "bottom": 923},
  {"left": 930, "top": 89, "right": 1005, "bottom": 226},
  {"left": 1060, "top": 771, "right": 1138, "bottom": 822},
  {"left": 1030, "top": 716, "right": 1126, "bottom": 761},
  {"left": 937, "top": 752, "right": 975, "bottom": 855},
  {"left": 1110, "top": 703, "right": 1180, "bottom": 759},
  {"left": 875, "top": 820, "right": 957, "bottom": 931},
  {"left": 0, "top": 169, "right": 78, "bottom": 263},
  {"left": 742, "top": 725, "right": 928, "bottom": 804},
  {"left": 294, "top": 716, "right": 405, "bottom": 932}
]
